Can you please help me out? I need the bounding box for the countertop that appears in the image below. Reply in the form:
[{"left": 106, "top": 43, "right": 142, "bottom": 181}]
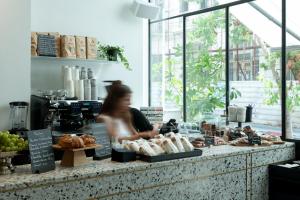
[{"left": 0, "top": 142, "right": 294, "bottom": 193}]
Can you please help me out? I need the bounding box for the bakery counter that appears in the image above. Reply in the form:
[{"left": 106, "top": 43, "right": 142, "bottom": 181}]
[{"left": 0, "top": 142, "right": 295, "bottom": 200}]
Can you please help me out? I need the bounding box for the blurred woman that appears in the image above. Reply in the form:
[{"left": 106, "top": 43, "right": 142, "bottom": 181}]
[{"left": 97, "top": 81, "right": 158, "bottom": 143}]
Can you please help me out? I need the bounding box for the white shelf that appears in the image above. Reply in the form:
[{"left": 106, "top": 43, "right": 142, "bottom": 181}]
[{"left": 31, "top": 56, "right": 118, "bottom": 64}]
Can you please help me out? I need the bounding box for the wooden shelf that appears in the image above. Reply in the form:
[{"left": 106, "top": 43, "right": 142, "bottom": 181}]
[{"left": 31, "top": 56, "right": 118, "bottom": 64}]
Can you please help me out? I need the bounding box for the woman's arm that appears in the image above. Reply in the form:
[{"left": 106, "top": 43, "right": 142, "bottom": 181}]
[{"left": 96, "top": 114, "right": 118, "bottom": 138}]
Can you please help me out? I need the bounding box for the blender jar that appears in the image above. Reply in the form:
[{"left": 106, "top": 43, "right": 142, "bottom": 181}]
[{"left": 9, "top": 102, "right": 29, "bottom": 131}]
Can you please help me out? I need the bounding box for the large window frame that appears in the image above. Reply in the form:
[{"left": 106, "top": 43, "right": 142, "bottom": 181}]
[{"left": 148, "top": 0, "right": 292, "bottom": 140}]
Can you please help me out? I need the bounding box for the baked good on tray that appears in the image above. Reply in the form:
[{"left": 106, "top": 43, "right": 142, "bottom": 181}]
[
  {"left": 123, "top": 132, "right": 195, "bottom": 156},
  {"left": 80, "top": 134, "right": 96, "bottom": 146},
  {"left": 58, "top": 134, "right": 85, "bottom": 149}
]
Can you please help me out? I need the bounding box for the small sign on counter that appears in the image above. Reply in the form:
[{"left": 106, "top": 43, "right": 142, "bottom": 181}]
[
  {"left": 27, "top": 129, "right": 55, "bottom": 173},
  {"left": 92, "top": 123, "right": 112, "bottom": 160},
  {"left": 248, "top": 135, "right": 261, "bottom": 145},
  {"left": 204, "top": 136, "right": 215, "bottom": 147}
]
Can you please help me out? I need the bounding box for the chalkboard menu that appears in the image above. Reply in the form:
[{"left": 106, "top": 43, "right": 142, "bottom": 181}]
[
  {"left": 248, "top": 135, "right": 261, "bottom": 145},
  {"left": 204, "top": 136, "right": 215, "bottom": 147},
  {"left": 27, "top": 129, "right": 55, "bottom": 173},
  {"left": 91, "top": 123, "right": 112, "bottom": 160}
]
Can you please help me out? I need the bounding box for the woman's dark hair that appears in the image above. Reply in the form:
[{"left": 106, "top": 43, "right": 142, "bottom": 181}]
[{"left": 101, "top": 81, "right": 132, "bottom": 117}]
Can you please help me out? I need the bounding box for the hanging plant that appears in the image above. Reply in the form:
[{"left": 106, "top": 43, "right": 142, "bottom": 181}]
[{"left": 97, "top": 43, "right": 131, "bottom": 70}]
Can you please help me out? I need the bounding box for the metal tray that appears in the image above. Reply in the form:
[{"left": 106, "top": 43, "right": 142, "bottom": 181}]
[{"left": 138, "top": 149, "right": 202, "bottom": 163}]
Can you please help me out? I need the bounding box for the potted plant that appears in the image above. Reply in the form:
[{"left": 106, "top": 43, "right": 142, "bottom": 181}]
[{"left": 97, "top": 43, "right": 131, "bottom": 70}]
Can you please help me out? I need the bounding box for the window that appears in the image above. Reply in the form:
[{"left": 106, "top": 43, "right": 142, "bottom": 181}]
[
  {"left": 149, "top": 0, "right": 300, "bottom": 140},
  {"left": 186, "top": 10, "right": 226, "bottom": 122},
  {"left": 150, "top": 18, "right": 183, "bottom": 121},
  {"left": 286, "top": 0, "right": 300, "bottom": 139},
  {"left": 229, "top": 0, "right": 282, "bottom": 136},
  {"left": 151, "top": 0, "right": 240, "bottom": 20}
]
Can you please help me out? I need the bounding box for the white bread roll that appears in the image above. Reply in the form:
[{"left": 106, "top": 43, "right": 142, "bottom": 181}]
[
  {"left": 161, "top": 139, "right": 179, "bottom": 154},
  {"left": 171, "top": 136, "right": 185, "bottom": 152},
  {"left": 128, "top": 142, "right": 140, "bottom": 152},
  {"left": 180, "top": 137, "right": 194, "bottom": 152},
  {"left": 149, "top": 142, "right": 165, "bottom": 155},
  {"left": 139, "top": 144, "right": 157, "bottom": 156}
]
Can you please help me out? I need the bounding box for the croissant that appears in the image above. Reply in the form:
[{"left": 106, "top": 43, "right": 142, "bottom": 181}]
[
  {"left": 71, "top": 136, "right": 85, "bottom": 148},
  {"left": 58, "top": 134, "right": 73, "bottom": 148},
  {"left": 80, "top": 134, "right": 96, "bottom": 146}
]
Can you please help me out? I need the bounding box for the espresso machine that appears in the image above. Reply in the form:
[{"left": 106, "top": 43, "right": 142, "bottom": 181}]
[{"left": 30, "top": 95, "right": 102, "bottom": 132}]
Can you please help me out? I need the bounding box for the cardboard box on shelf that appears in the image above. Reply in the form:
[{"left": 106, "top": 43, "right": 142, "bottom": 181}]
[
  {"left": 61, "top": 35, "right": 76, "bottom": 58},
  {"left": 75, "top": 36, "right": 86, "bottom": 59},
  {"left": 31, "top": 32, "right": 37, "bottom": 56},
  {"left": 86, "top": 37, "right": 97, "bottom": 59}
]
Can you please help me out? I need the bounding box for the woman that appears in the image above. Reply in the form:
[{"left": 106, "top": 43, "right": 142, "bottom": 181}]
[{"left": 97, "top": 81, "right": 158, "bottom": 143}]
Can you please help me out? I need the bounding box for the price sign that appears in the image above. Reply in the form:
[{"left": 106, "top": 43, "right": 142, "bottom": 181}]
[
  {"left": 204, "top": 136, "right": 215, "bottom": 147},
  {"left": 248, "top": 135, "right": 261, "bottom": 145},
  {"left": 27, "top": 129, "right": 55, "bottom": 173},
  {"left": 91, "top": 123, "right": 112, "bottom": 160}
]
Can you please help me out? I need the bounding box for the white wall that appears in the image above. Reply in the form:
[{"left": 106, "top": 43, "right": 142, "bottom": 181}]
[
  {"left": 0, "top": 0, "right": 31, "bottom": 130},
  {"left": 31, "top": 0, "right": 148, "bottom": 107}
]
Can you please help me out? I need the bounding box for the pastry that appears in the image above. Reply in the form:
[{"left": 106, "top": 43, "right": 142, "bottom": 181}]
[
  {"left": 139, "top": 143, "right": 157, "bottom": 156},
  {"left": 161, "top": 139, "right": 179, "bottom": 154},
  {"left": 171, "top": 136, "right": 185, "bottom": 152},
  {"left": 180, "top": 137, "right": 194, "bottom": 152},
  {"left": 192, "top": 141, "right": 205, "bottom": 148},
  {"left": 165, "top": 132, "right": 175, "bottom": 138},
  {"left": 58, "top": 135, "right": 85, "bottom": 148},
  {"left": 58, "top": 134, "right": 73, "bottom": 148},
  {"left": 149, "top": 142, "right": 165, "bottom": 155},
  {"left": 128, "top": 141, "right": 140, "bottom": 152},
  {"left": 80, "top": 134, "right": 96, "bottom": 146},
  {"left": 71, "top": 136, "right": 85, "bottom": 148}
]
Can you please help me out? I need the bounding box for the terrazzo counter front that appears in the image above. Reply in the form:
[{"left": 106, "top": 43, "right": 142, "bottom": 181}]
[{"left": 0, "top": 143, "right": 295, "bottom": 200}]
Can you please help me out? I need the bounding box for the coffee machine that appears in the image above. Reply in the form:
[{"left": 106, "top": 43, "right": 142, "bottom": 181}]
[{"left": 30, "top": 95, "right": 102, "bottom": 132}]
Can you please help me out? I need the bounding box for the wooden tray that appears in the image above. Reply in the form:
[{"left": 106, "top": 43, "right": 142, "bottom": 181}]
[
  {"left": 52, "top": 144, "right": 101, "bottom": 151},
  {"left": 52, "top": 144, "right": 101, "bottom": 167}
]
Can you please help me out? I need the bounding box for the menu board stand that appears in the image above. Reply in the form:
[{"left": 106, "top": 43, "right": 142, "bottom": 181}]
[
  {"left": 91, "top": 123, "right": 112, "bottom": 160},
  {"left": 27, "top": 129, "right": 55, "bottom": 173}
]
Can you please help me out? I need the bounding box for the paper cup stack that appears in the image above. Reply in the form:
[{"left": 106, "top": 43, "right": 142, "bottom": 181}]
[
  {"left": 62, "top": 65, "right": 75, "bottom": 98},
  {"left": 62, "top": 65, "right": 97, "bottom": 100}
]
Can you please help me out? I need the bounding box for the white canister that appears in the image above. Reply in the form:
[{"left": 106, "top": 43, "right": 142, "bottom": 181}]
[
  {"left": 236, "top": 106, "right": 246, "bottom": 122},
  {"left": 72, "top": 66, "right": 80, "bottom": 81},
  {"left": 76, "top": 80, "right": 84, "bottom": 100},
  {"left": 91, "top": 78, "right": 97, "bottom": 100},
  {"left": 65, "top": 80, "right": 75, "bottom": 97},
  {"left": 64, "top": 67, "right": 73, "bottom": 89},
  {"left": 228, "top": 106, "right": 237, "bottom": 122},
  {"left": 84, "top": 79, "right": 91, "bottom": 100}
]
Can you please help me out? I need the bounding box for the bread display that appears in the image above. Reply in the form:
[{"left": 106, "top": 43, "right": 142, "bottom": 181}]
[
  {"left": 58, "top": 134, "right": 85, "bottom": 149},
  {"left": 122, "top": 132, "right": 195, "bottom": 156}
]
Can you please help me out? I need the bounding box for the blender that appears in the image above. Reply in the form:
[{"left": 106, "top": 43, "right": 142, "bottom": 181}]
[{"left": 9, "top": 102, "right": 29, "bottom": 133}]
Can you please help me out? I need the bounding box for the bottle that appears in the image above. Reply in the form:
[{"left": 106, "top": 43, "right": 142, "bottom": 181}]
[
  {"left": 91, "top": 79, "right": 97, "bottom": 100},
  {"left": 87, "top": 68, "right": 93, "bottom": 79},
  {"left": 80, "top": 67, "right": 87, "bottom": 80},
  {"left": 84, "top": 79, "right": 91, "bottom": 100}
]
